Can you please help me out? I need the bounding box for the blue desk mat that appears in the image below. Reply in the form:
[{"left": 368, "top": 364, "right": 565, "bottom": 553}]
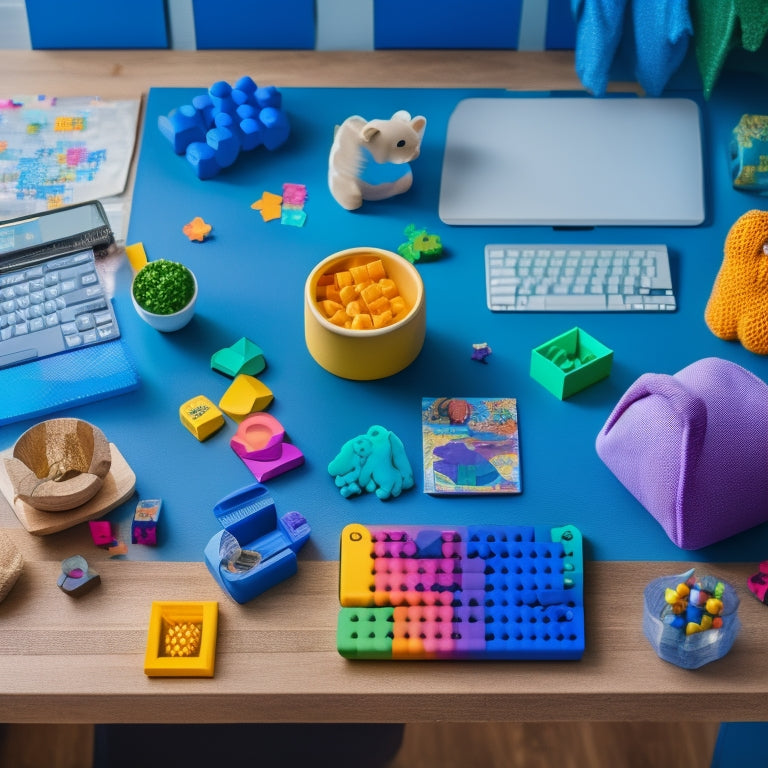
[{"left": 4, "top": 77, "right": 768, "bottom": 564}]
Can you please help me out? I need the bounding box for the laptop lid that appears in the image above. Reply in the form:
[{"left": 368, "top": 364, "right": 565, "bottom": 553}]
[{"left": 438, "top": 97, "right": 704, "bottom": 227}]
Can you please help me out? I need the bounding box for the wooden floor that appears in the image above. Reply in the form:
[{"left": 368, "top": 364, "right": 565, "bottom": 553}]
[{"left": 0, "top": 722, "right": 719, "bottom": 767}]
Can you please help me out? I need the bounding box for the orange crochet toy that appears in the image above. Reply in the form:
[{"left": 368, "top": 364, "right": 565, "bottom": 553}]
[{"left": 705, "top": 209, "right": 768, "bottom": 355}]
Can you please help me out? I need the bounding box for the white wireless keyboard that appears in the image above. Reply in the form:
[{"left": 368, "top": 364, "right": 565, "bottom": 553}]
[{"left": 485, "top": 244, "right": 676, "bottom": 312}]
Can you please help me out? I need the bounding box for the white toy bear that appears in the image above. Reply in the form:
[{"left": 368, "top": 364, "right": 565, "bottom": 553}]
[{"left": 328, "top": 110, "right": 427, "bottom": 211}]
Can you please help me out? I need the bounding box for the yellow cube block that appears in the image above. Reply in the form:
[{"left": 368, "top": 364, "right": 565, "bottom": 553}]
[
  {"left": 179, "top": 395, "right": 225, "bottom": 441},
  {"left": 346, "top": 300, "right": 364, "bottom": 316}
]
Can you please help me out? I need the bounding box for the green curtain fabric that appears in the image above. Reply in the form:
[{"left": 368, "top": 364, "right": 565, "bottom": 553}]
[{"left": 691, "top": 0, "right": 768, "bottom": 97}]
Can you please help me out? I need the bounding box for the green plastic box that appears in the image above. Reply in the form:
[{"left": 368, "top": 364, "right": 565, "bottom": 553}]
[{"left": 530, "top": 327, "right": 613, "bottom": 400}]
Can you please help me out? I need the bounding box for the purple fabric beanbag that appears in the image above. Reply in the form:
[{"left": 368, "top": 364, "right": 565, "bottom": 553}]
[{"left": 595, "top": 357, "right": 768, "bottom": 549}]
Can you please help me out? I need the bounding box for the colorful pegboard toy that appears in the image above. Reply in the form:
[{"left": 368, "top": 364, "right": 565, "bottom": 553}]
[
  {"left": 337, "top": 523, "right": 585, "bottom": 660},
  {"left": 158, "top": 76, "right": 290, "bottom": 179}
]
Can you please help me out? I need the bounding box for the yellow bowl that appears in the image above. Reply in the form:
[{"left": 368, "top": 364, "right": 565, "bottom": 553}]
[{"left": 304, "top": 247, "right": 426, "bottom": 380}]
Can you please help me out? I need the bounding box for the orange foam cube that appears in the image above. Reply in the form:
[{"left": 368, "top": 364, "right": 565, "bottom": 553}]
[
  {"left": 372, "top": 310, "right": 394, "bottom": 328},
  {"left": 346, "top": 300, "right": 364, "bottom": 316},
  {"left": 351, "top": 313, "right": 374, "bottom": 330},
  {"left": 360, "top": 283, "right": 383, "bottom": 305},
  {"left": 339, "top": 284, "right": 358, "bottom": 304},
  {"left": 378, "top": 278, "right": 398, "bottom": 299},
  {"left": 349, "top": 264, "right": 370, "bottom": 284},
  {"left": 334, "top": 271, "right": 354, "bottom": 289},
  {"left": 328, "top": 309, "right": 348, "bottom": 326},
  {"left": 320, "top": 299, "right": 344, "bottom": 317},
  {"left": 367, "top": 296, "right": 391, "bottom": 315},
  {"left": 390, "top": 295, "right": 408, "bottom": 316},
  {"left": 325, "top": 285, "right": 341, "bottom": 303},
  {"left": 366, "top": 259, "right": 386, "bottom": 281}
]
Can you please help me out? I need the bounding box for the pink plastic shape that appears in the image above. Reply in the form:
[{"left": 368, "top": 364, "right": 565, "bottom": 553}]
[
  {"left": 230, "top": 412, "right": 304, "bottom": 481},
  {"left": 89, "top": 520, "right": 115, "bottom": 547}
]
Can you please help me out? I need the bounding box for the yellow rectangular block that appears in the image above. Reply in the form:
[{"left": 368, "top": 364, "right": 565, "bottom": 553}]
[{"left": 125, "top": 241, "right": 148, "bottom": 273}]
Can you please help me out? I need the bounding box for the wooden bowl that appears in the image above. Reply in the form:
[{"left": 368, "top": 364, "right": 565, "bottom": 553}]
[{"left": 4, "top": 418, "right": 112, "bottom": 512}]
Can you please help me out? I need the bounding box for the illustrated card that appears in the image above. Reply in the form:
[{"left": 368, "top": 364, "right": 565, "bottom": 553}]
[{"left": 421, "top": 396, "right": 521, "bottom": 494}]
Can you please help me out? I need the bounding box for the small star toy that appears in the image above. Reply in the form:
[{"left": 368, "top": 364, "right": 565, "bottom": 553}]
[
  {"left": 182, "top": 216, "right": 212, "bottom": 242},
  {"left": 250, "top": 191, "right": 283, "bottom": 222}
]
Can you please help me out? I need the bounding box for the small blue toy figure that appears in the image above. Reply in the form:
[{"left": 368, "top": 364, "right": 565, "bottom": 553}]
[
  {"left": 471, "top": 342, "right": 492, "bottom": 363},
  {"left": 328, "top": 111, "right": 426, "bottom": 211}
]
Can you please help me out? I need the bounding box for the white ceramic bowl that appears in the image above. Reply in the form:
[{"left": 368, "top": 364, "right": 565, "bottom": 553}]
[{"left": 131, "top": 268, "right": 198, "bottom": 332}]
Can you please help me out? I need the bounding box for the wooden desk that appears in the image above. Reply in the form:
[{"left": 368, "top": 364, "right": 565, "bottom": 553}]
[{"left": 0, "top": 51, "right": 764, "bottom": 725}]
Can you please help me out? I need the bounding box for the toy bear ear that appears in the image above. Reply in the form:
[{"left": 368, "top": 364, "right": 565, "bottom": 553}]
[
  {"left": 410, "top": 116, "right": 427, "bottom": 136},
  {"left": 361, "top": 122, "right": 381, "bottom": 143}
]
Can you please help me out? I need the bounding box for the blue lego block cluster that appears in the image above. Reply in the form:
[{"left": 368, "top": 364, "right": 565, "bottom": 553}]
[
  {"left": 158, "top": 76, "right": 290, "bottom": 179},
  {"left": 204, "top": 483, "right": 311, "bottom": 604},
  {"left": 337, "top": 523, "right": 585, "bottom": 660}
]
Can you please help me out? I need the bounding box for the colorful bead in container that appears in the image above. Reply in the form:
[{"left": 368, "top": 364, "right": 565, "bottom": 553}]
[{"left": 643, "top": 568, "right": 740, "bottom": 669}]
